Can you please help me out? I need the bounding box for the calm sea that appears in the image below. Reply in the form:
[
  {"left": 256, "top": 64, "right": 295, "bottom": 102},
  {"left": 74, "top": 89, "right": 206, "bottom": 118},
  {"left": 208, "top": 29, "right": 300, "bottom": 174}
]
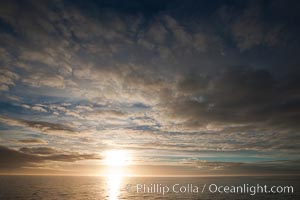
[{"left": 0, "top": 176, "right": 298, "bottom": 199}]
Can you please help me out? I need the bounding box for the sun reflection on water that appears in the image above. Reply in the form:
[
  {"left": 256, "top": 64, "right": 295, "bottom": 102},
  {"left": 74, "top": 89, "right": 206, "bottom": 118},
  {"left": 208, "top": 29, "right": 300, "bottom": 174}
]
[
  {"left": 104, "top": 150, "right": 131, "bottom": 200},
  {"left": 107, "top": 172, "right": 122, "bottom": 200}
]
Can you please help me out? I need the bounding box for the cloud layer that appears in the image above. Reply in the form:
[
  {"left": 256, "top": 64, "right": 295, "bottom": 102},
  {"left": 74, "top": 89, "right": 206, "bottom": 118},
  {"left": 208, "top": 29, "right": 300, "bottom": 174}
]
[{"left": 0, "top": 0, "right": 299, "bottom": 175}]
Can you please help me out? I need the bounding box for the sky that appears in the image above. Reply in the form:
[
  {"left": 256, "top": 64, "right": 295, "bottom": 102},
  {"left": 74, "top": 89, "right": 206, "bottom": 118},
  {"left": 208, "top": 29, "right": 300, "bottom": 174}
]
[{"left": 0, "top": 0, "right": 299, "bottom": 176}]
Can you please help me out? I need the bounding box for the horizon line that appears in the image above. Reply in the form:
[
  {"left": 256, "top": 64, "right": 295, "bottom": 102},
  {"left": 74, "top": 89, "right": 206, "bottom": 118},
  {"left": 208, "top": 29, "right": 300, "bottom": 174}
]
[{"left": 1, "top": 173, "right": 300, "bottom": 177}]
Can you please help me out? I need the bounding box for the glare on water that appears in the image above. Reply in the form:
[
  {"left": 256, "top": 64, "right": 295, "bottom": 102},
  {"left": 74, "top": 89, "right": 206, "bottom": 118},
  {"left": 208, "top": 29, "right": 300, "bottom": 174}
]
[
  {"left": 104, "top": 150, "right": 131, "bottom": 200},
  {"left": 107, "top": 172, "right": 122, "bottom": 200}
]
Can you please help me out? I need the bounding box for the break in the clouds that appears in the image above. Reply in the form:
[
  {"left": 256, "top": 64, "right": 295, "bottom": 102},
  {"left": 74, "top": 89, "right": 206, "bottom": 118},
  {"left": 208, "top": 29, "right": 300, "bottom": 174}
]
[{"left": 0, "top": 0, "right": 299, "bottom": 175}]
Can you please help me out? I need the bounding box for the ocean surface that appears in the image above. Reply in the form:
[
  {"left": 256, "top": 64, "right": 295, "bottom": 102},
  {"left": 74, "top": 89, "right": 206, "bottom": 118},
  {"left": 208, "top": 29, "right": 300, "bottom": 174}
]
[{"left": 0, "top": 176, "right": 298, "bottom": 200}]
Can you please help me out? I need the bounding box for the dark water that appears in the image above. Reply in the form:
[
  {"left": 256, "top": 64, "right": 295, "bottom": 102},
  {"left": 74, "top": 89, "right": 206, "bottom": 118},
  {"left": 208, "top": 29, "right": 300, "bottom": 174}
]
[{"left": 0, "top": 176, "right": 298, "bottom": 199}]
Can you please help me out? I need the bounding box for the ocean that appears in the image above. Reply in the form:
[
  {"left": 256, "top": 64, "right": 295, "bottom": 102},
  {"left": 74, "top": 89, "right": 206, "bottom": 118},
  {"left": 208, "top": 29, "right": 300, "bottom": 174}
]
[{"left": 0, "top": 176, "right": 298, "bottom": 199}]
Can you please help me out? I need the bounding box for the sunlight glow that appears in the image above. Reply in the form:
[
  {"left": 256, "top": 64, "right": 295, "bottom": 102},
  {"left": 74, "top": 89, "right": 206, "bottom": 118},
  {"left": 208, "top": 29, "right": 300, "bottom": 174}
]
[
  {"left": 103, "top": 150, "right": 131, "bottom": 167},
  {"left": 107, "top": 173, "right": 122, "bottom": 200},
  {"left": 104, "top": 150, "right": 131, "bottom": 200}
]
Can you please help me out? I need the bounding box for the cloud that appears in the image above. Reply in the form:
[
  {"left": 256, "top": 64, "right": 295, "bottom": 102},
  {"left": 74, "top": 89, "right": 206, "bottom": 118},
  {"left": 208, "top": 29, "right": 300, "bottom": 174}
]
[
  {"left": 0, "top": 146, "right": 40, "bottom": 169},
  {"left": 22, "top": 104, "right": 49, "bottom": 113},
  {"left": 0, "top": 146, "right": 100, "bottom": 169},
  {"left": 19, "top": 147, "right": 60, "bottom": 155},
  {"left": 181, "top": 159, "right": 300, "bottom": 175},
  {"left": 31, "top": 105, "right": 47, "bottom": 112},
  {"left": 0, "top": 68, "right": 19, "bottom": 92},
  {"left": 22, "top": 73, "right": 73, "bottom": 89},
  {"left": 218, "top": 3, "right": 285, "bottom": 51},
  {"left": 161, "top": 67, "right": 300, "bottom": 131},
  {"left": 0, "top": 116, "right": 77, "bottom": 136},
  {"left": 17, "top": 138, "right": 47, "bottom": 144},
  {"left": 0, "top": 0, "right": 299, "bottom": 175}
]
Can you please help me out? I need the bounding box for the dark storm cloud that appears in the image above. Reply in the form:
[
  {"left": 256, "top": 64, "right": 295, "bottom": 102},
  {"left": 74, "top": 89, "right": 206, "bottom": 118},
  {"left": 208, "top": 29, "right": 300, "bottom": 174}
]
[{"left": 0, "top": 146, "right": 100, "bottom": 169}]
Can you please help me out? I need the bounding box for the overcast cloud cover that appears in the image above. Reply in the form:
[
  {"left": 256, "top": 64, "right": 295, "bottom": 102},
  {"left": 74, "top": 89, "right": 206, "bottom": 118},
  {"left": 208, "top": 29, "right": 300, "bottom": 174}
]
[{"left": 0, "top": 0, "right": 299, "bottom": 175}]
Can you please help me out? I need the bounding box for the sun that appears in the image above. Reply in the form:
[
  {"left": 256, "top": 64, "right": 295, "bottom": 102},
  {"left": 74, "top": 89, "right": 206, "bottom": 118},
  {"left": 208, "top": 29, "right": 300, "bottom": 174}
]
[{"left": 103, "top": 150, "right": 131, "bottom": 167}]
